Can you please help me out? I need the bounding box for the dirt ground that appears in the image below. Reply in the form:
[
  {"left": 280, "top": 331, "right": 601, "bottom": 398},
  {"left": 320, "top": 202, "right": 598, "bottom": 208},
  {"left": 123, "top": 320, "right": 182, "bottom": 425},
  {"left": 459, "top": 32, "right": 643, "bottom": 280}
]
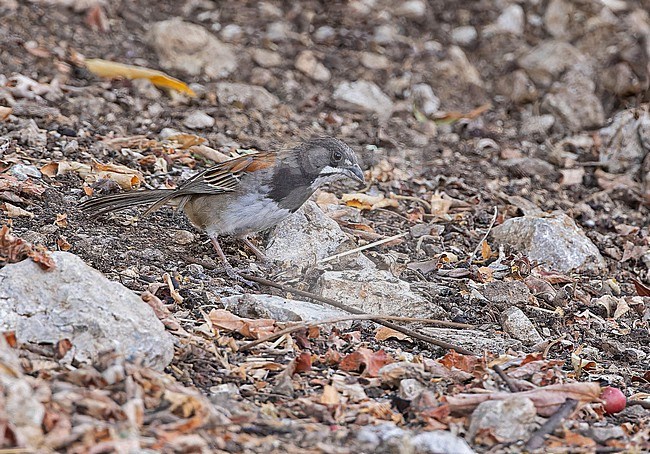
[{"left": 1, "top": 0, "right": 649, "bottom": 452}]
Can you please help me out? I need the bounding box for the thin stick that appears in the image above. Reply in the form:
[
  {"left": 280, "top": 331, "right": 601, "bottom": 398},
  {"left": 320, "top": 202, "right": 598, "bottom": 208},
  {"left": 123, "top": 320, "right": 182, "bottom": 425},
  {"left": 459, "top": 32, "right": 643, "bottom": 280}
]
[
  {"left": 469, "top": 206, "right": 498, "bottom": 262},
  {"left": 318, "top": 231, "right": 409, "bottom": 264},
  {"left": 525, "top": 398, "right": 578, "bottom": 451},
  {"left": 493, "top": 364, "right": 519, "bottom": 392},
  {"left": 239, "top": 273, "right": 475, "bottom": 355},
  {"left": 240, "top": 314, "right": 475, "bottom": 351}
]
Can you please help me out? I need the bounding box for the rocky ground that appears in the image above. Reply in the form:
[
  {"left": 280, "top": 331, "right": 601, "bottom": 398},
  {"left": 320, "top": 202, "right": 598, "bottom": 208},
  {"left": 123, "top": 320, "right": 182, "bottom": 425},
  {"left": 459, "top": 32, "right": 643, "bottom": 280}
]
[{"left": 0, "top": 0, "right": 649, "bottom": 452}]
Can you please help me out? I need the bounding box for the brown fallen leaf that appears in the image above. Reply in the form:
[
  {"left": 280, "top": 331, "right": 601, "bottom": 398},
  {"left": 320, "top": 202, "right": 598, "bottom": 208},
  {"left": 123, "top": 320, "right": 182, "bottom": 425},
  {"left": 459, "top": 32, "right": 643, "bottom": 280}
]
[
  {"left": 375, "top": 326, "right": 410, "bottom": 342},
  {"left": 54, "top": 213, "right": 68, "bottom": 228},
  {"left": 632, "top": 279, "right": 650, "bottom": 297},
  {"left": 446, "top": 382, "right": 602, "bottom": 417},
  {"left": 208, "top": 309, "right": 276, "bottom": 339},
  {"left": 86, "top": 58, "right": 196, "bottom": 97},
  {"left": 48, "top": 160, "right": 144, "bottom": 190},
  {"left": 0, "top": 224, "right": 55, "bottom": 269},
  {"left": 434, "top": 103, "right": 492, "bottom": 123},
  {"left": 339, "top": 347, "right": 393, "bottom": 377},
  {"left": 294, "top": 352, "right": 313, "bottom": 374},
  {"left": 2, "top": 202, "right": 33, "bottom": 218},
  {"left": 430, "top": 192, "right": 452, "bottom": 216},
  {"left": 342, "top": 193, "right": 399, "bottom": 210},
  {"left": 0, "top": 106, "right": 12, "bottom": 121},
  {"left": 0, "top": 173, "right": 46, "bottom": 197}
]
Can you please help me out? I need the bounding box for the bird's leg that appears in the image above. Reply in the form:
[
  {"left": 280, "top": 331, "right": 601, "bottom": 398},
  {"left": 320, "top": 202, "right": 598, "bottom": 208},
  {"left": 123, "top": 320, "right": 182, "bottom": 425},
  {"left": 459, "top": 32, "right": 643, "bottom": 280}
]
[
  {"left": 210, "top": 235, "right": 254, "bottom": 285},
  {"left": 241, "top": 237, "right": 267, "bottom": 262}
]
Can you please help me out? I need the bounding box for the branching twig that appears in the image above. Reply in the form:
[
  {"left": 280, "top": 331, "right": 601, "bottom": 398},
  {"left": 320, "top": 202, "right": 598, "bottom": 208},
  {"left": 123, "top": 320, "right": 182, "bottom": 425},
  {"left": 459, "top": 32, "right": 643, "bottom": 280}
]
[
  {"left": 493, "top": 364, "right": 519, "bottom": 393},
  {"left": 469, "top": 206, "right": 498, "bottom": 263},
  {"left": 240, "top": 314, "right": 474, "bottom": 352},
  {"left": 525, "top": 398, "right": 578, "bottom": 451},
  {"left": 239, "top": 273, "right": 475, "bottom": 355}
]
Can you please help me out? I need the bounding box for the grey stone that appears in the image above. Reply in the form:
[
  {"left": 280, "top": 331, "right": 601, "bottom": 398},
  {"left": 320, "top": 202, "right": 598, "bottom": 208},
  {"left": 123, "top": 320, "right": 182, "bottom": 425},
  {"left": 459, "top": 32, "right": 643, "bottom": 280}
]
[
  {"left": 521, "top": 114, "right": 555, "bottom": 136},
  {"left": 360, "top": 52, "right": 390, "bottom": 70},
  {"left": 544, "top": 0, "right": 573, "bottom": 39},
  {"left": 266, "top": 201, "right": 350, "bottom": 268},
  {"left": 333, "top": 80, "right": 394, "bottom": 119},
  {"left": 0, "top": 252, "right": 174, "bottom": 370},
  {"left": 498, "top": 70, "right": 538, "bottom": 104},
  {"left": 491, "top": 213, "right": 606, "bottom": 272},
  {"left": 500, "top": 307, "right": 544, "bottom": 346},
  {"left": 590, "top": 426, "right": 627, "bottom": 443},
  {"left": 357, "top": 423, "right": 408, "bottom": 449},
  {"left": 451, "top": 26, "right": 478, "bottom": 46},
  {"left": 421, "top": 328, "right": 522, "bottom": 353},
  {"left": 221, "top": 293, "right": 350, "bottom": 326},
  {"left": 266, "top": 21, "right": 293, "bottom": 42},
  {"left": 219, "top": 24, "right": 243, "bottom": 42},
  {"left": 485, "top": 4, "right": 525, "bottom": 36},
  {"left": 481, "top": 281, "right": 533, "bottom": 309},
  {"left": 398, "top": 378, "right": 426, "bottom": 401},
  {"left": 599, "top": 108, "right": 650, "bottom": 175},
  {"left": 518, "top": 41, "right": 585, "bottom": 86},
  {"left": 396, "top": 0, "right": 426, "bottom": 19},
  {"left": 542, "top": 67, "right": 605, "bottom": 132},
  {"left": 252, "top": 48, "right": 283, "bottom": 68},
  {"left": 183, "top": 111, "right": 215, "bottom": 129},
  {"left": 469, "top": 397, "right": 537, "bottom": 443},
  {"left": 147, "top": 19, "right": 237, "bottom": 79},
  {"left": 409, "top": 84, "right": 440, "bottom": 117},
  {"left": 502, "top": 157, "right": 556, "bottom": 177},
  {"left": 215, "top": 82, "right": 280, "bottom": 111},
  {"left": 412, "top": 431, "right": 476, "bottom": 454},
  {"left": 313, "top": 25, "right": 336, "bottom": 43},
  {"left": 374, "top": 24, "right": 401, "bottom": 44},
  {"left": 9, "top": 163, "right": 41, "bottom": 180},
  {"left": 318, "top": 267, "right": 444, "bottom": 318},
  {"left": 295, "top": 51, "right": 331, "bottom": 82}
]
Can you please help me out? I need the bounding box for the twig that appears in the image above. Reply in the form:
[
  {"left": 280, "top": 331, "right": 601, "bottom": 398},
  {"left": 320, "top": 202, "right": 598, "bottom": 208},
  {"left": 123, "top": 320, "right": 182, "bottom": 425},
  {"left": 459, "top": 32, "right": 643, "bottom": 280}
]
[
  {"left": 240, "top": 314, "right": 474, "bottom": 352},
  {"left": 493, "top": 364, "right": 519, "bottom": 392},
  {"left": 627, "top": 399, "right": 650, "bottom": 409},
  {"left": 525, "top": 398, "right": 579, "bottom": 451},
  {"left": 318, "top": 231, "right": 408, "bottom": 264},
  {"left": 468, "top": 206, "right": 498, "bottom": 263},
  {"left": 239, "top": 273, "right": 475, "bottom": 355},
  {"left": 391, "top": 194, "right": 433, "bottom": 213}
]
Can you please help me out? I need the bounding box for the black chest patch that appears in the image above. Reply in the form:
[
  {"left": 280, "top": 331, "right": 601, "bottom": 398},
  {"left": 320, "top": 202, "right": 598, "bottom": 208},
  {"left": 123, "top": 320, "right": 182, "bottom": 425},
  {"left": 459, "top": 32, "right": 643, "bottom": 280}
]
[{"left": 268, "top": 167, "right": 316, "bottom": 212}]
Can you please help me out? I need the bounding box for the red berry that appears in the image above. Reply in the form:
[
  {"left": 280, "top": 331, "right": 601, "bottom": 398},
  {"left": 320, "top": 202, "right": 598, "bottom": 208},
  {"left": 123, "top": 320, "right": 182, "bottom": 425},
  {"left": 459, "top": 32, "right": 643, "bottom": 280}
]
[{"left": 601, "top": 387, "right": 626, "bottom": 414}]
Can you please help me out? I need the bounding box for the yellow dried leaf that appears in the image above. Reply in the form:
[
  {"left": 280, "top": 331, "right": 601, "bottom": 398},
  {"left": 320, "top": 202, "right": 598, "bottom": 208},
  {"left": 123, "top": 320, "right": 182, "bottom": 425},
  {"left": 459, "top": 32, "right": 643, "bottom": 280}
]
[
  {"left": 342, "top": 193, "right": 398, "bottom": 210},
  {"left": 430, "top": 192, "right": 452, "bottom": 216},
  {"left": 54, "top": 213, "right": 68, "bottom": 228},
  {"left": 40, "top": 162, "right": 59, "bottom": 177},
  {"left": 480, "top": 240, "right": 492, "bottom": 261},
  {"left": 86, "top": 58, "right": 196, "bottom": 97},
  {"left": 167, "top": 133, "right": 207, "bottom": 149},
  {"left": 0, "top": 106, "right": 12, "bottom": 121}
]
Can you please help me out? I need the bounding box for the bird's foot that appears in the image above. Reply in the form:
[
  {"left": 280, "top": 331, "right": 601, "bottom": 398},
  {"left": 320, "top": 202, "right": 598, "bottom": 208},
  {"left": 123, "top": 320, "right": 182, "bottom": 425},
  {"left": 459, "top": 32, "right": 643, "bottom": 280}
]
[
  {"left": 241, "top": 237, "right": 268, "bottom": 263},
  {"left": 223, "top": 263, "right": 258, "bottom": 287}
]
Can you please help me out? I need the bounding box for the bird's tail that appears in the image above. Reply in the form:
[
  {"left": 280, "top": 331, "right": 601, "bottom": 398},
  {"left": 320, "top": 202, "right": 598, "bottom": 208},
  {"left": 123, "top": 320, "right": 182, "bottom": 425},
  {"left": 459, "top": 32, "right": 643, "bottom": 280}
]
[{"left": 79, "top": 189, "right": 177, "bottom": 218}]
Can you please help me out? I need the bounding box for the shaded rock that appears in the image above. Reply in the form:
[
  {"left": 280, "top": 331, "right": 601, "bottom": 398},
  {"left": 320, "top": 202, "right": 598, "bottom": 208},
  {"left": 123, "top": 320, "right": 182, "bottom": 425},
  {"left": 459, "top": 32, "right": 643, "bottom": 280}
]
[
  {"left": 18, "top": 119, "right": 47, "bottom": 147},
  {"left": 502, "top": 157, "right": 556, "bottom": 178},
  {"left": 451, "top": 26, "right": 478, "bottom": 47},
  {"left": 317, "top": 267, "right": 444, "bottom": 318},
  {"left": 252, "top": 48, "right": 282, "bottom": 68},
  {"left": 219, "top": 24, "right": 243, "bottom": 43},
  {"left": 481, "top": 281, "right": 533, "bottom": 309},
  {"left": 357, "top": 423, "right": 408, "bottom": 451},
  {"left": 601, "top": 62, "right": 646, "bottom": 97},
  {"left": 599, "top": 108, "right": 650, "bottom": 175},
  {"left": 408, "top": 83, "right": 440, "bottom": 117},
  {"left": 266, "top": 21, "right": 293, "bottom": 42},
  {"left": 497, "top": 70, "right": 538, "bottom": 104},
  {"left": 398, "top": 378, "right": 426, "bottom": 401},
  {"left": 374, "top": 24, "right": 401, "bottom": 44},
  {"left": 491, "top": 213, "right": 606, "bottom": 272},
  {"left": 313, "top": 25, "right": 336, "bottom": 43},
  {"left": 183, "top": 111, "right": 215, "bottom": 129},
  {"left": 360, "top": 52, "right": 390, "bottom": 70},
  {"left": 412, "top": 431, "right": 475, "bottom": 454},
  {"left": 0, "top": 252, "right": 174, "bottom": 370},
  {"left": 440, "top": 46, "right": 484, "bottom": 87},
  {"left": 469, "top": 397, "right": 537, "bottom": 443},
  {"left": 9, "top": 163, "right": 41, "bottom": 180},
  {"left": 295, "top": 50, "right": 331, "bottom": 82},
  {"left": 421, "top": 328, "right": 522, "bottom": 353},
  {"left": 266, "top": 201, "right": 350, "bottom": 268},
  {"left": 333, "top": 81, "right": 394, "bottom": 119},
  {"left": 216, "top": 82, "right": 280, "bottom": 111},
  {"left": 221, "top": 293, "right": 350, "bottom": 326},
  {"left": 147, "top": 19, "right": 237, "bottom": 79},
  {"left": 542, "top": 67, "right": 605, "bottom": 132},
  {"left": 500, "top": 307, "right": 544, "bottom": 346},
  {"left": 521, "top": 114, "right": 555, "bottom": 137},
  {"left": 518, "top": 41, "right": 585, "bottom": 86},
  {"left": 544, "top": 0, "right": 574, "bottom": 39}
]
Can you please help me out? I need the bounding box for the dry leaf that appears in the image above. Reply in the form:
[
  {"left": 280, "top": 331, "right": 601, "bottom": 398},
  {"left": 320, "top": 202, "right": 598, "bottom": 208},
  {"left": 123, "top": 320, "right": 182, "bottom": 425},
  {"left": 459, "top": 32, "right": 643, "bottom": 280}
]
[
  {"left": 0, "top": 106, "right": 12, "bottom": 121},
  {"left": 56, "top": 237, "right": 72, "bottom": 251},
  {"left": 430, "top": 192, "right": 452, "bottom": 216},
  {"left": 320, "top": 385, "right": 341, "bottom": 406},
  {"left": 86, "top": 58, "right": 196, "bottom": 97},
  {"left": 560, "top": 168, "right": 585, "bottom": 186},
  {"left": 208, "top": 309, "right": 276, "bottom": 339},
  {"left": 339, "top": 348, "right": 393, "bottom": 377},
  {"left": 0, "top": 225, "right": 55, "bottom": 269},
  {"left": 632, "top": 279, "right": 650, "bottom": 297},
  {"left": 434, "top": 103, "right": 491, "bottom": 123},
  {"left": 2, "top": 202, "right": 33, "bottom": 218},
  {"left": 375, "top": 326, "right": 410, "bottom": 341},
  {"left": 480, "top": 240, "right": 492, "bottom": 261},
  {"left": 342, "top": 193, "right": 398, "bottom": 210},
  {"left": 294, "top": 352, "right": 312, "bottom": 374},
  {"left": 55, "top": 213, "right": 68, "bottom": 228},
  {"left": 52, "top": 160, "right": 144, "bottom": 190}
]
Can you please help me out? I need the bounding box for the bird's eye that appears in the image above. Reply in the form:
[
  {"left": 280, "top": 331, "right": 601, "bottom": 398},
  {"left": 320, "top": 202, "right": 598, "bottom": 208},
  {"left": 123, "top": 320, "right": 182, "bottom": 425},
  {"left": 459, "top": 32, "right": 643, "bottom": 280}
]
[{"left": 332, "top": 150, "right": 343, "bottom": 163}]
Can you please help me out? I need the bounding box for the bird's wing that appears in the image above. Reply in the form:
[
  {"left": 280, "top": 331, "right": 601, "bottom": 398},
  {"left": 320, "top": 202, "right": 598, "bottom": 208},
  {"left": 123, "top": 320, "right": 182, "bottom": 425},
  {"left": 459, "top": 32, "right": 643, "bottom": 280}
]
[{"left": 141, "top": 152, "right": 276, "bottom": 215}]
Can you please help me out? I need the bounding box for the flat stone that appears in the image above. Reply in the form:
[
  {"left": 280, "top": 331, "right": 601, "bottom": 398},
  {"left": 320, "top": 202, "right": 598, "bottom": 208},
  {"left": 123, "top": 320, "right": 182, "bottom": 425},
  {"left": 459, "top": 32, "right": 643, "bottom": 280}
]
[
  {"left": 518, "top": 41, "right": 585, "bottom": 86},
  {"left": 333, "top": 80, "right": 394, "bottom": 119},
  {"left": 215, "top": 82, "right": 280, "bottom": 111},
  {"left": 599, "top": 108, "right": 650, "bottom": 175},
  {"left": 500, "top": 307, "right": 544, "bottom": 346},
  {"left": 451, "top": 26, "right": 478, "bottom": 46},
  {"left": 360, "top": 52, "right": 390, "bottom": 70},
  {"left": 480, "top": 281, "right": 533, "bottom": 309},
  {"left": 317, "top": 268, "right": 445, "bottom": 318},
  {"left": 183, "top": 111, "right": 215, "bottom": 129},
  {"left": 421, "top": 328, "right": 522, "bottom": 353},
  {"left": 521, "top": 114, "right": 555, "bottom": 136},
  {"left": 409, "top": 84, "right": 440, "bottom": 116},
  {"left": 485, "top": 4, "right": 525, "bottom": 36},
  {"left": 221, "top": 293, "right": 350, "bottom": 326},
  {"left": 252, "top": 48, "right": 283, "bottom": 68},
  {"left": 0, "top": 252, "right": 174, "bottom": 370},
  {"left": 147, "top": 18, "right": 237, "bottom": 79},
  {"left": 491, "top": 212, "right": 606, "bottom": 272},
  {"left": 395, "top": 0, "right": 426, "bottom": 19},
  {"left": 412, "top": 431, "right": 475, "bottom": 454}
]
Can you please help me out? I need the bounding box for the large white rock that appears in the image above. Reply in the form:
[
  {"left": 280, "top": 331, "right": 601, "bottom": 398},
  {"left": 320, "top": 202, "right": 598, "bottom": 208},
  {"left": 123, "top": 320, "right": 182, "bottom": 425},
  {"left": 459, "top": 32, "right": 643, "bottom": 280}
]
[
  {"left": 0, "top": 252, "right": 174, "bottom": 370},
  {"left": 147, "top": 19, "right": 237, "bottom": 79},
  {"left": 491, "top": 213, "right": 605, "bottom": 272},
  {"left": 333, "top": 81, "right": 394, "bottom": 119}
]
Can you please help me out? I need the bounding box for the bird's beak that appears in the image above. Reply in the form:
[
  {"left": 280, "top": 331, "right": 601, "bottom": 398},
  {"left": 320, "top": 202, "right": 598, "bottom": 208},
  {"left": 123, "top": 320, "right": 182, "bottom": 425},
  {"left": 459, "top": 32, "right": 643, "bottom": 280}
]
[{"left": 346, "top": 164, "right": 365, "bottom": 185}]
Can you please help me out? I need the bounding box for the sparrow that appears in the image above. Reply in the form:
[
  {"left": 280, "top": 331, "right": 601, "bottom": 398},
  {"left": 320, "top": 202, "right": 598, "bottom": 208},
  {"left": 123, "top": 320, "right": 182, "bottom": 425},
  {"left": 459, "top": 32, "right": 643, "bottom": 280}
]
[{"left": 80, "top": 137, "right": 365, "bottom": 279}]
